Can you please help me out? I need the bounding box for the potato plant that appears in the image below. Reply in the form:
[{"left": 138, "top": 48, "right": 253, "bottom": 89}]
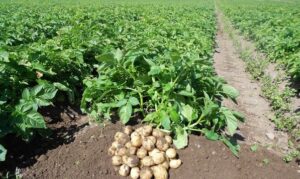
[
  {"left": 221, "top": 0, "right": 300, "bottom": 80},
  {"left": 81, "top": 5, "right": 244, "bottom": 154}
]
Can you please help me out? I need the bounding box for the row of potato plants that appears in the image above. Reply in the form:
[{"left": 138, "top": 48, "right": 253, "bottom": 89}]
[
  {"left": 0, "top": 2, "right": 243, "bottom": 161},
  {"left": 220, "top": 0, "right": 300, "bottom": 80},
  {"left": 219, "top": 0, "right": 300, "bottom": 161}
]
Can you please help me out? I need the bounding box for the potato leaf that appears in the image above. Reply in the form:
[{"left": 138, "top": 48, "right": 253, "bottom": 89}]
[
  {"left": 222, "top": 84, "right": 239, "bottom": 100},
  {"left": 159, "top": 111, "right": 171, "bottom": 130},
  {"left": 221, "top": 107, "right": 238, "bottom": 135},
  {"left": 96, "top": 53, "right": 116, "bottom": 66},
  {"left": 0, "top": 144, "right": 7, "bottom": 162},
  {"left": 203, "top": 129, "right": 219, "bottom": 141},
  {"left": 128, "top": 97, "right": 139, "bottom": 106},
  {"left": 119, "top": 103, "right": 132, "bottom": 124},
  {"left": 221, "top": 136, "right": 240, "bottom": 157},
  {"left": 181, "top": 104, "right": 196, "bottom": 122},
  {"left": 173, "top": 126, "right": 188, "bottom": 149},
  {"left": 148, "top": 65, "right": 161, "bottom": 76}
]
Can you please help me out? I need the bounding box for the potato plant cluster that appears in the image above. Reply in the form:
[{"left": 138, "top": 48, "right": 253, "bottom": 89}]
[{"left": 108, "top": 125, "right": 182, "bottom": 179}]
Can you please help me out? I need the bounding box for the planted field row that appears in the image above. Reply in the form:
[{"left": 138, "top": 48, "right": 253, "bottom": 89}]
[
  {"left": 0, "top": 2, "right": 242, "bottom": 161},
  {"left": 220, "top": 0, "right": 300, "bottom": 80},
  {"left": 0, "top": 5, "right": 81, "bottom": 46}
]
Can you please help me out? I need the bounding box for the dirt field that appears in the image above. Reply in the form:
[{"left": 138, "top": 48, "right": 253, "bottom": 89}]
[{"left": 18, "top": 121, "right": 299, "bottom": 179}]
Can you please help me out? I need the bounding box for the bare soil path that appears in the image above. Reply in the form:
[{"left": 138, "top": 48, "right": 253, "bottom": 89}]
[{"left": 213, "top": 11, "right": 290, "bottom": 155}]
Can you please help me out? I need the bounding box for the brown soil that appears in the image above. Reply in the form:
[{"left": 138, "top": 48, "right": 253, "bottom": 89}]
[
  {"left": 213, "top": 10, "right": 290, "bottom": 155},
  {"left": 0, "top": 103, "right": 89, "bottom": 177},
  {"left": 21, "top": 122, "right": 300, "bottom": 179}
]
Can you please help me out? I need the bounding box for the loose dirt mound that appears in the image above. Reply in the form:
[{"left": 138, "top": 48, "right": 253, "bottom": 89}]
[{"left": 22, "top": 122, "right": 299, "bottom": 179}]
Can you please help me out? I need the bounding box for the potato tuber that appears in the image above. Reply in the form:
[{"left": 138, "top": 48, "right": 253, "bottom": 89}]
[
  {"left": 119, "top": 164, "right": 130, "bottom": 176},
  {"left": 108, "top": 146, "right": 116, "bottom": 156},
  {"left": 152, "top": 129, "right": 165, "bottom": 138},
  {"left": 141, "top": 125, "right": 153, "bottom": 137},
  {"left": 152, "top": 165, "right": 168, "bottom": 179},
  {"left": 112, "top": 155, "right": 122, "bottom": 166},
  {"left": 116, "top": 147, "right": 128, "bottom": 156},
  {"left": 156, "top": 137, "right": 169, "bottom": 151},
  {"left": 151, "top": 151, "right": 165, "bottom": 164},
  {"left": 142, "top": 137, "right": 156, "bottom": 151},
  {"left": 130, "top": 167, "right": 140, "bottom": 179},
  {"left": 131, "top": 134, "right": 143, "bottom": 147},
  {"left": 128, "top": 146, "right": 137, "bottom": 155},
  {"left": 140, "top": 167, "right": 153, "bottom": 179},
  {"left": 126, "top": 155, "right": 140, "bottom": 167},
  {"left": 141, "top": 156, "right": 154, "bottom": 167},
  {"left": 137, "top": 148, "right": 148, "bottom": 159},
  {"left": 166, "top": 148, "right": 177, "bottom": 159},
  {"left": 165, "top": 135, "right": 173, "bottom": 144},
  {"left": 169, "top": 159, "right": 182, "bottom": 169},
  {"left": 124, "top": 126, "right": 133, "bottom": 135}
]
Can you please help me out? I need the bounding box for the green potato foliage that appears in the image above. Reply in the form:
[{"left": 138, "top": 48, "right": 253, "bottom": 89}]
[
  {"left": 0, "top": 0, "right": 243, "bottom": 161},
  {"left": 220, "top": 0, "right": 300, "bottom": 80}
]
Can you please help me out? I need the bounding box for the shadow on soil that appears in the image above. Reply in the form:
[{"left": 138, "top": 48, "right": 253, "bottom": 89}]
[
  {"left": 290, "top": 79, "right": 300, "bottom": 113},
  {"left": 0, "top": 103, "right": 88, "bottom": 177}
]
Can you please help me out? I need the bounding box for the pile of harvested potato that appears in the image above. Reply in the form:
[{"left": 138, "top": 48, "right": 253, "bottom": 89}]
[{"left": 108, "top": 125, "right": 182, "bottom": 179}]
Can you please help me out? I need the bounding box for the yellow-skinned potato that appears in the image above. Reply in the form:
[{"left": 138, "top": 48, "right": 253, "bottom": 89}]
[
  {"left": 131, "top": 134, "right": 143, "bottom": 147},
  {"left": 131, "top": 131, "right": 139, "bottom": 138},
  {"left": 140, "top": 167, "right": 153, "bottom": 179},
  {"left": 152, "top": 151, "right": 165, "bottom": 164},
  {"left": 124, "top": 126, "right": 133, "bottom": 135},
  {"left": 161, "top": 160, "right": 169, "bottom": 169},
  {"left": 122, "top": 155, "right": 128, "bottom": 164},
  {"left": 111, "top": 141, "right": 122, "bottom": 149},
  {"left": 112, "top": 155, "right": 122, "bottom": 166},
  {"left": 147, "top": 136, "right": 156, "bottom": 144},
  {"left": 156, "top": 137, "right": 169, "bottom": 151},
  {"left": 166, "top": 148, "right": 177, "bottom": 159},
  {"left": 137, "top": 148, "right": 147, "bottom": 159},
  {"left": 126, "top": 155, "right": 140, "bottom": 167},
  {"left": 129, "top": 146, "right": 137, "bottom": 155},
  {"left": 169, "top": 159, "right": 182, "bottom": 169},
  {"left": 116, "top": 147, "right": 128, "bottom": 156},
  {"left": 142, "top": 137, "right": 155, "bottom": 151},
  {"left": 108, "top": 146, "right": 116, "bottom": 156},
  {"left": 165, "top": 135, "right": 173, "bottom": 144},
  {"left": 141, "top": 125, "right": 152, "bottom": 136},
  {"left": 125, "top": 141, "right": 132, "bottom": 148},
  {"left": 117, "top": 133, "right": 130, "bottom": 145},
  {"left": 148, "top": 148, "right": 160, "bottom": 157},
  {"left": 114, "top": 132, "right": 124, "bottom": 141},
  {"left": 152, "top": 129, "right": 165, "bottom": 138},
  {"left": 119, "top": 164, "right": 130, "bottom": 176},
  {"left": 141, "top": 156, "right": 154, "bottom": 167},
  {"left": 130, "top": 167, "right": 140, "bottom": 179},
  {"left": 135, "top": 127, "right": 144, "bottom": 135},
  {"left": 152, "top": 165, "right": 168, "bottom": 179}
]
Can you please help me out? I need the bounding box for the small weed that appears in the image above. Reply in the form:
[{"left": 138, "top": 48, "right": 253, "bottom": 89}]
[
  {"left": 250, "top": 144, "right": 258, "bottom": 152},
  {"left": 263, "top": 158, "right": 270, "bottom": 165},
  {"left": 283, "top": 150, "right": 300, "bottom": 163}
]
